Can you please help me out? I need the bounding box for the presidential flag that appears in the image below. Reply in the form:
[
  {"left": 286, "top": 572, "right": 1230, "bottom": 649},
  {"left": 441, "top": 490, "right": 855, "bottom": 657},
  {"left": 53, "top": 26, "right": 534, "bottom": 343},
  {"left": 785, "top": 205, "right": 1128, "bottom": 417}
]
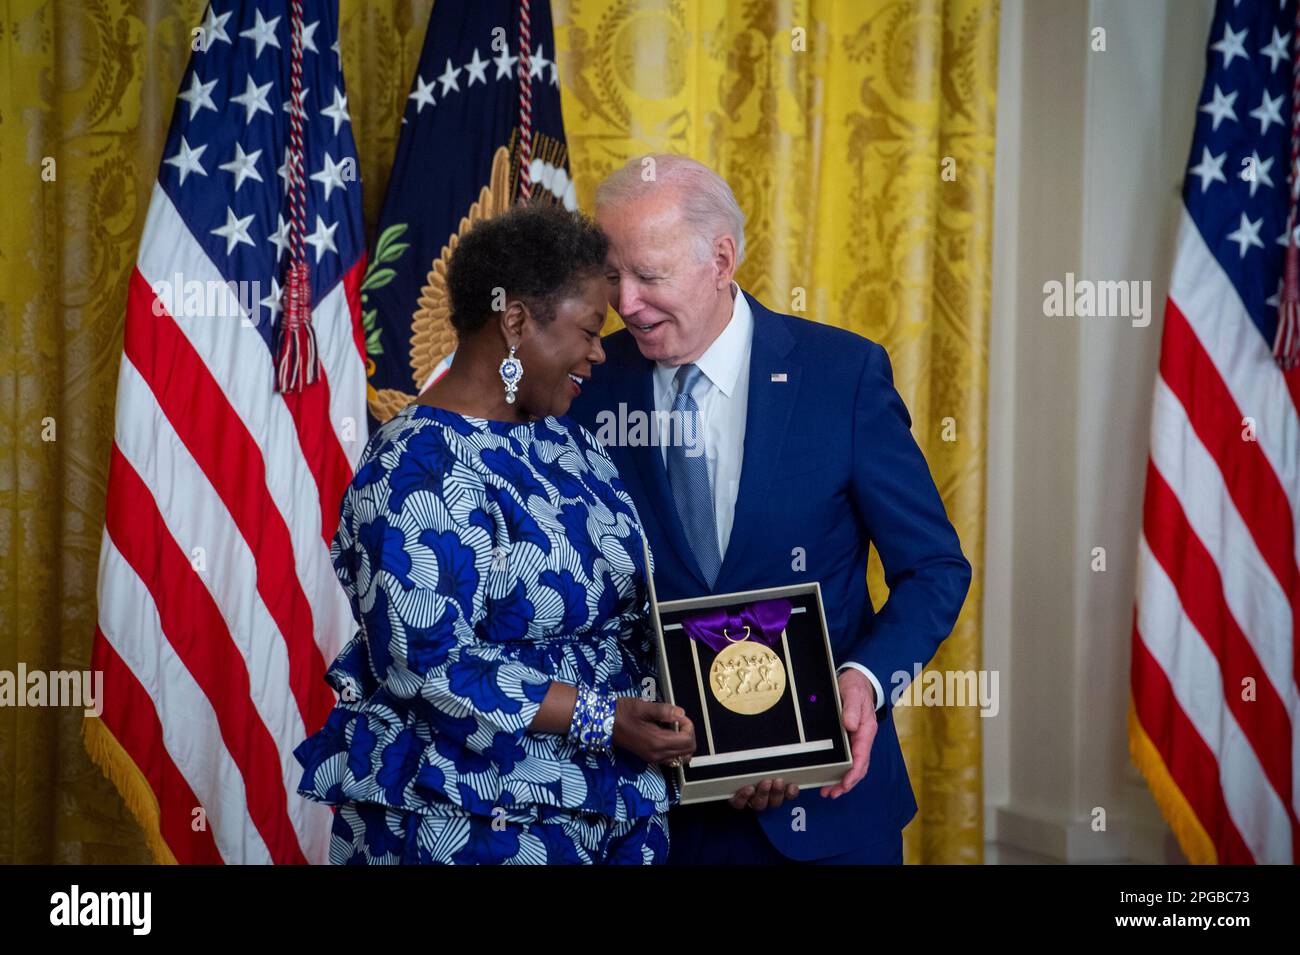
[
  {"left": 1131, "top": 0, "right": 1300, "bottom": 864},
  {"left": 363, "top": 0, "right": 574, "bottom": 424},
  {"left": 84, "top": 0, "right": 367, "bottom": 863}
]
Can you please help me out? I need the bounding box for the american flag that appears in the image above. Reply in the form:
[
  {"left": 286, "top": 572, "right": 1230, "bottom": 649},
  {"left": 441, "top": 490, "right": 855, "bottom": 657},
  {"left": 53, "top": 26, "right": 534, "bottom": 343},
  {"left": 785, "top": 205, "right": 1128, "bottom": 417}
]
[
  {"left": 83, "top": 0, "right": 367, "bottom": 864},
  {"left": 1131, "top": 0, "right": 1300, "bottom": 864}
]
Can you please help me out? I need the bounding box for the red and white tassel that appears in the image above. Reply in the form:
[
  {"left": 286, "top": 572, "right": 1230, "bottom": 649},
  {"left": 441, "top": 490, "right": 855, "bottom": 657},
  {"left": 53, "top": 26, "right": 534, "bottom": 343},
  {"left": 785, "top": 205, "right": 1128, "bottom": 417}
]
[
  {"left": 275, "top": 260, "right": 320, "bottom": 392},
  {"left": 275, "top": 0, "right": 322, "bottom": 392}
]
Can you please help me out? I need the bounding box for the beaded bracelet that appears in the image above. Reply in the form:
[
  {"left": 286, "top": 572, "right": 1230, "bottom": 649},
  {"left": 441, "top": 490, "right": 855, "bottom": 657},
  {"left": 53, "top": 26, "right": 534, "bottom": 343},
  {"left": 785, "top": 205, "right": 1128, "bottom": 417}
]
[{"left": 567, "top": 686, "right": 617, "bottom": 755}]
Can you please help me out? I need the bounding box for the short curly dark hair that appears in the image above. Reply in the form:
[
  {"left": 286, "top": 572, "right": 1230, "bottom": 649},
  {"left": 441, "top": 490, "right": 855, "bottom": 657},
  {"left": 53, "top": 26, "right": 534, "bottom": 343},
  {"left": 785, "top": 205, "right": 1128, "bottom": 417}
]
[{"left": 446, "top": 202, "right": 609, "bottom": 337}]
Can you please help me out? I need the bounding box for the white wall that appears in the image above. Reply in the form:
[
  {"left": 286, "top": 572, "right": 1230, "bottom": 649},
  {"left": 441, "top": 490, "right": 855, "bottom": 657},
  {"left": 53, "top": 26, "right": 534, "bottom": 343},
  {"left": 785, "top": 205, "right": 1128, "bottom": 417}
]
[{"left": 985, "top": 0, "right": 1214, "bottom": 862}]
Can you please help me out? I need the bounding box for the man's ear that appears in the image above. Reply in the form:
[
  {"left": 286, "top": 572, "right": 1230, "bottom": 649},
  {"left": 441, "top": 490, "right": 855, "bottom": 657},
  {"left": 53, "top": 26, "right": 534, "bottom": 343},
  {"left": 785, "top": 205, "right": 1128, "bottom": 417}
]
[{"left": 713, "top": 234, "right": 738, "bottom": 289}]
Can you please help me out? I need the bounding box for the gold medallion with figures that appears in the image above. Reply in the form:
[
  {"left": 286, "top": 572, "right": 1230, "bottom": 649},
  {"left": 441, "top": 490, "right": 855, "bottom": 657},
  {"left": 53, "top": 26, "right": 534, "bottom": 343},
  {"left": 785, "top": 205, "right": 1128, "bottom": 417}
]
[{"left": 708, "top": 627, "right": 787, "bottom": 715}]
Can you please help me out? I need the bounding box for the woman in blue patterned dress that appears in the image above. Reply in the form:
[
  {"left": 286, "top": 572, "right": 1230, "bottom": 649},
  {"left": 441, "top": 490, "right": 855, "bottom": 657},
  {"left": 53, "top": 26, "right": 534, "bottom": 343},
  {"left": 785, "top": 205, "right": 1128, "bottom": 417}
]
[{"left": 294, "top": 204, "right": 696, "bottom": 864}]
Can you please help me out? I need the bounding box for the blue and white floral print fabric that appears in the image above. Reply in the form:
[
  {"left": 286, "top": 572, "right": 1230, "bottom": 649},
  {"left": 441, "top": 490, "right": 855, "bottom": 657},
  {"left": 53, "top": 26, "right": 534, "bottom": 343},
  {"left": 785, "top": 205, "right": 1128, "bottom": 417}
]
[
  {"left": 294, "top": 403, "right": 670, "bottom": 846},
  {"left": 329, "top": 801, "right": 670, "bottom": 865}
]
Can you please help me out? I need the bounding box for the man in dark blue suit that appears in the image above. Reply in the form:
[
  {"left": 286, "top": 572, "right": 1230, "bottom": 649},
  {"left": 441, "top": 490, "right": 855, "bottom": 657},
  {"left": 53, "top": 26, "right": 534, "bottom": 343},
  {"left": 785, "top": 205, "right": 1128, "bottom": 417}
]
[{"left": 567, "top": 155, "right": 971, "bottom": 864}]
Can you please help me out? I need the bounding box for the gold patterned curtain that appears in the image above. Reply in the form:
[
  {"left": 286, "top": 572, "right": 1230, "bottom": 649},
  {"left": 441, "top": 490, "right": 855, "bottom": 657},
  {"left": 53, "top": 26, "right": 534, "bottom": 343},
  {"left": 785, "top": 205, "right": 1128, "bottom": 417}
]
[{"left": 0, "top": 0, "right": 994, "bottom": 864}]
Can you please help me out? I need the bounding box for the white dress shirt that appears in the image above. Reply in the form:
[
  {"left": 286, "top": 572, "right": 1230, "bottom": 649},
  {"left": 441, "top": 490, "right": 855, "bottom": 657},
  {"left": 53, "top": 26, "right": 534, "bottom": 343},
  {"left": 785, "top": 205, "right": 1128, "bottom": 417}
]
[
  {"left": 651, "top": 283, "right": 885, "bottom": 712},
  {"left": 653, "top": 282, "right": 752, "bottom": 558}
]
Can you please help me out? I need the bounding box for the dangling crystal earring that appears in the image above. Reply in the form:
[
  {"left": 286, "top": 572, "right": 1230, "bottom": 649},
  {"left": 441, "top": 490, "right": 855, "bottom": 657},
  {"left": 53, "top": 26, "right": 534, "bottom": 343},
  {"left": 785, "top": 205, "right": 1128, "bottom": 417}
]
[{"left": 499, "top": 344, "right": 523, "bottom": 404}]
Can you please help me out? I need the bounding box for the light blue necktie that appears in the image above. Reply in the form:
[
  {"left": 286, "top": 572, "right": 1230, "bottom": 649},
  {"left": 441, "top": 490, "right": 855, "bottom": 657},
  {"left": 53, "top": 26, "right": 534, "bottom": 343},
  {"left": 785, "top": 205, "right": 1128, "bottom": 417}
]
[{"left": 667, "top": 363, "right": 721, "bottom": 587}]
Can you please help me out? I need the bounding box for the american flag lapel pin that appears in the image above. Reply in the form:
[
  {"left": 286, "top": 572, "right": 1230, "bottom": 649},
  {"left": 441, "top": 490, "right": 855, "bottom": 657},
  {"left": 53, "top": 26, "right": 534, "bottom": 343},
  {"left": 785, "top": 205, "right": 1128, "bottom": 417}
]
[{"left": 771, "top": 372, "right": 788, "bottom": 382}]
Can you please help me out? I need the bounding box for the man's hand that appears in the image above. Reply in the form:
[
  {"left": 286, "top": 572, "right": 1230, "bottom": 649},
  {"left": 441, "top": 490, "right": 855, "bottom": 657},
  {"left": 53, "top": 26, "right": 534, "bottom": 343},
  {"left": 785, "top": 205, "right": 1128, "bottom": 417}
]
[
  {"left": 726, "top": 670, "right": 878, "bottom": 809},
  {"left": 729, "top": 777, "right": 799, "bottom": 811},
  {"left": 821, "top": 668, "right": 877, "bottom": 799}
]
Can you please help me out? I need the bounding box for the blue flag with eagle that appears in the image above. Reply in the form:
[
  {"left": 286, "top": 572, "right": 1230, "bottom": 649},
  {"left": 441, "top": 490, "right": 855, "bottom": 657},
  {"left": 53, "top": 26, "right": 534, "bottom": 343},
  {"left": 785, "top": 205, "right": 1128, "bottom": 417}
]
[{"left": 363, "top": 0, "right": 575, "bottom": 422}]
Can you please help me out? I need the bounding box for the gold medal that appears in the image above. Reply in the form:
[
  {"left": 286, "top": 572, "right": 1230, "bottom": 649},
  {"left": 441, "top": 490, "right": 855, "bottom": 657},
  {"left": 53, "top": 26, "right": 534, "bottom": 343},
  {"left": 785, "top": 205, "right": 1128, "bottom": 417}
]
[{"left": 708, "top": 626, "right": 787, "bottom": 715}]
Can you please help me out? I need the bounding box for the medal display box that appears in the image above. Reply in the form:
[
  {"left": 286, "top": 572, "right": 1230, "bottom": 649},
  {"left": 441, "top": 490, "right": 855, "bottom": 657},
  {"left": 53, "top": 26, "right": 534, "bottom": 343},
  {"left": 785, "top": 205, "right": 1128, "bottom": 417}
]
[{"left": 643, "top": 547, "right": 852, "bottom": 803}]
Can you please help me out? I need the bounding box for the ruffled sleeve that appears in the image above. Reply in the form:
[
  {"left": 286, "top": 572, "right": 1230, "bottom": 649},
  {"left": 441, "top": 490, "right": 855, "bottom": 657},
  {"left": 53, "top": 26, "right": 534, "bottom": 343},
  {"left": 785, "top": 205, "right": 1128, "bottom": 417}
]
[{"left": 343, "top": 438, "right": 556, "bottom": 756}]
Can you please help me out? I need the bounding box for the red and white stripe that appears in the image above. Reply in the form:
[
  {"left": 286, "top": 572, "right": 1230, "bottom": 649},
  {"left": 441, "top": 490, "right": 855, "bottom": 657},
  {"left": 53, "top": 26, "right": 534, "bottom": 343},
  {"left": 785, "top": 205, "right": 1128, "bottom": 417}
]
[
  {"left": 90, "top": 181, "right": 367, "bottom": 863},
  {"left": 1134, "top": 208, "right": 1300, "bottom": 864}
]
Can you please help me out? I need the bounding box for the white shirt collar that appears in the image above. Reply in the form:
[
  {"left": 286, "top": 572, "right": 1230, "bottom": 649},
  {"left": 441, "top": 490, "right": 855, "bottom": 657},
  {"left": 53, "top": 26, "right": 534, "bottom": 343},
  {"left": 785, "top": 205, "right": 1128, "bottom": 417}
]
[{"left": 654, "top": 281, "right": 753, "bottom": 398}]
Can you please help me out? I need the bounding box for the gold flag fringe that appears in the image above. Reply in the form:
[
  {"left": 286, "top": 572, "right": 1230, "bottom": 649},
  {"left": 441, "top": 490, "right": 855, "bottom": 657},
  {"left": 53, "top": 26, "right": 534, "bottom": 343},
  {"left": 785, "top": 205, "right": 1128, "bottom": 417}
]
[
  {"left": 506, "top": 127, "right": 570, "bottom": 202},
  {"left": 1127, "top": 698, "right": 1216, "bottom": 864},
  {"left": 82, "top": 716, "right": 178, "bottom": 865}
]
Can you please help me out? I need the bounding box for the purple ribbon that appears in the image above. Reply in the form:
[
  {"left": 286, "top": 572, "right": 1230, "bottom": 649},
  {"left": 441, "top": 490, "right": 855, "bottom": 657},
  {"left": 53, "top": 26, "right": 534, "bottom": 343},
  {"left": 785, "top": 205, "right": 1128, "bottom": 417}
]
[{"left": 680, "top": 599, "right": 793, "bottom": 653}]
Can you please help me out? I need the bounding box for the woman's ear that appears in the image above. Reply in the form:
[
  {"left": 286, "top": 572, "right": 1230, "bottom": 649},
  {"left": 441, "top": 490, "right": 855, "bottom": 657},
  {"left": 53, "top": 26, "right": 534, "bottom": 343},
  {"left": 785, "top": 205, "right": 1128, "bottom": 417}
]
[{"left": 497, "top": 298, "right": 529, "bottom": 349}]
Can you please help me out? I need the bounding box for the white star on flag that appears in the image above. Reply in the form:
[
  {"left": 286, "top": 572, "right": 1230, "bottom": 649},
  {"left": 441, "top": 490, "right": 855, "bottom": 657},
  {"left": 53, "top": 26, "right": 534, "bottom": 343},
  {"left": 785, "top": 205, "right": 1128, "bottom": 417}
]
[
  {"left": 1260, "top": 25, "right": 1289, "bottom": 72},
  {"left": 1226, "top": 211, "right": 1264, "bottom": 257},
  {"left": 211, "top": 206, "right": 256, "bottom": 254},
  {"left": 1249, "top": 90, "right": 1285, "bottom": 135},
  {"left": 304, "top": 215, "right": 339, "bottom": 262},
  {"left": 258, "top": 276, "right": 283, "bottom": 325},
  {"left": 1266, "top": 279, "right": 1280, "bottom": 309},
  {"left": 493, "top": 47, "right": 518, "bottom": 80},
  {"left": 164, "top": 136, "right": 208, "bottom": 184},
  {"left": 268, "top": 213, "right": 291, "bottom": 261},
  {"left": 177, "top": 72, "right": 219, "bottom": 120},
  {"left": 284, "top": 87, "right": 310, "bottom": 119},
  {"left": 409, "top": 75, "right": 436, "bottom": 112},
  {"left": 1188, "top": 146, "right": 1227, "bottom": 193},
  {"left": 464, "top": 48, "right": 489, "bottom": 86},
  {"left": 1210, "top": 22, "right": 1249, "bottom": 68},
  {"left": 438, "top": 58, "right": 462, "bottom": 95},
  {"left": 230, "top": 76, "right": 274, "bottom": 124},
  {"left": 240, "top": 10, "right": 281, "bottom": 60},
  {"left": 1199, "top": 84, "right": 1238, "bottom": 131},
  {"left": 199, "top": 7, "right": 232, "bottom": 48},
  {"left": 310, "top": 153, "right": 350, "bottom": 201},
  {"left": 1244, "top": 150, "right": 1274, "bottom": 198},
  {"left": 321, "top": 87, "right": 351, "bottom": 134},
  {"left": 219, "top": 143, "right": 263, "bottom": 192},
  {"left": 529, "top": 43, "right": 550, "bottom": 80},
  {"left": 299, "top": 20, "right": 320, "bottom": 54}
]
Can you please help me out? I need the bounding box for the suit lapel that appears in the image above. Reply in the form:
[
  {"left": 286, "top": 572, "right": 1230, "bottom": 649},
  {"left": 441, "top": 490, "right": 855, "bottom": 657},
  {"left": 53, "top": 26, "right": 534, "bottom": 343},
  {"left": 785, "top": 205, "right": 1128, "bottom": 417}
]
[{"left": 716, "top": 296, "right": 799, "bottom": 586}]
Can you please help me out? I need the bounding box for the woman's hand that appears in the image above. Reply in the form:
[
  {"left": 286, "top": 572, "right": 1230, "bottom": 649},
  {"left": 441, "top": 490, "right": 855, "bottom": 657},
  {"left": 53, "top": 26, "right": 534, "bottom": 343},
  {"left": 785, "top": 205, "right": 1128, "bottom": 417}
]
[{"left": 612, "top": 699, "right": 696, "bottom": 767}]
